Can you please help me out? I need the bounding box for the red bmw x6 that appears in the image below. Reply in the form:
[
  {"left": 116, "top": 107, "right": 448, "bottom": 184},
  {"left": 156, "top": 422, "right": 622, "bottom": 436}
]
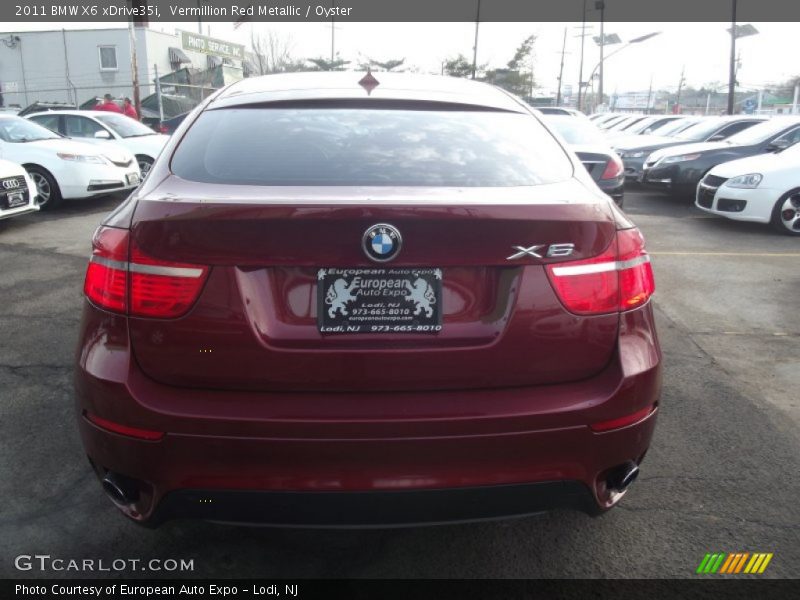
[{"left": 74, "top": 73, "right": 661, "bottom": 526}]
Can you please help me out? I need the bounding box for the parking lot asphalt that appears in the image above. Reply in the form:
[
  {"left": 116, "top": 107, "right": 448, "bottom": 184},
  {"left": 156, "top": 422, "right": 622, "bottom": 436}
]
[{"left": 1, "top": 189, "right": 798, "bottom": 579}]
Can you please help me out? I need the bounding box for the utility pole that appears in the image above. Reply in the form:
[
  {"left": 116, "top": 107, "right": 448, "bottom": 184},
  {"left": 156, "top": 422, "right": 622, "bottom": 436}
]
[
  {"left": 596, "top": 1, "right": 605, "bottom": 109},
  {"left": 577, "top": 0, "right": 587, "bottom": 111},
  {"left": 128, "top": 19, "right": 141, "bottom": 120},
  {"left": 556, "top": 27, "right": 567, "bottom": 106},
  {"left": 529, "top": 51, "right": 535, "bottom": 99},
  {"left": 727, "top": 0, "right": 737, "bottom": 114},
  {"left": 154, "top": 64, "right": 163, "bottom": 122},
  {"left": 793, "top": 83, "right": 799, "bottom": 115},
  {"left": 196, "top": 0, "right": 203, "bottom": 34},
  {"left": 471, "top": 0, "right": 481, "bottom": 79},
  {"left": 675, "top": 67, "right": 686, "bottom": 113},
  {"left": 330, "top": 0, "right": 336, "bottom": 61},
  {"left": 645, "top": 75, "right": 653, "bottom": 115}
]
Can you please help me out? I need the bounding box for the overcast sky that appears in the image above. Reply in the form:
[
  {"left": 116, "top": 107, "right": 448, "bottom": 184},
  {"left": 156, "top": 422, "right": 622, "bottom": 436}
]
[{"left": 11, "top": 21, "right": 800, "bottom": 94}]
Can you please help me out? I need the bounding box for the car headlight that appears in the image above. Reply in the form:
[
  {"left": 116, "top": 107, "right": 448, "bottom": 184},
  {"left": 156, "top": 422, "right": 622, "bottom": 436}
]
[
  {"left": 621, "top": 151, "right": 645, "bottom": 159},
  {"left": 57, "top": 153, "right": 107, "bottom": 165},
  {"left": 725, "top": 173, "right": 762, "bottom": 188},
  {"left": 659, "top": 153, "right": 701, "bottom": 165}
]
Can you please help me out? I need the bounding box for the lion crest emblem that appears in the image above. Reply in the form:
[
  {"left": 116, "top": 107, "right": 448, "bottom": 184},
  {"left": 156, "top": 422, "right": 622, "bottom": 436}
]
[
  {"left": 325, "top": 278, "right": 358, "bottom": 318},
  {"left": 404, "top": 277, "right": 436, "bottom": 318}
]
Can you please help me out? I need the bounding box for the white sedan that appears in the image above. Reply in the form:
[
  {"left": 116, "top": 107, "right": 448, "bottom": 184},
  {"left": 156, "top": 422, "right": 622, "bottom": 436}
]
[
  {"left": 0, "top": 115, "right": 140, "bottom": 210},
  {"left": 695, "top": 141, "right": 800, "bottom": 235},
  {"left": 27, "top": 110, "right": 169, "bottom": 178},
  {"left": 0, "top": 158, "right": 39, "bottom": 224}
]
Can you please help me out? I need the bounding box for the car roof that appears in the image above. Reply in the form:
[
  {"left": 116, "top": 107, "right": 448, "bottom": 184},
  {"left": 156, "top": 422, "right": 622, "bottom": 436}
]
[{"left": 210, "top": 72, "right": 529, "bottom": 113}]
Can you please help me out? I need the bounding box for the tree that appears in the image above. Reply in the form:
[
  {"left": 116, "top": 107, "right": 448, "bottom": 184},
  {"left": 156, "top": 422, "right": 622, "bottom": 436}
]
[
  {"left": 489, "top": 35, "right": 536, "bottom": 98},
  {"left": 357, "top": 57, "right": 406, "bottom": 72},
  {"left": 443, "top": 54, "right": 481, "bottom": 78},
  {"left": 370, "top": 58, "right": 406, "bottom": 72},
  {"left": 249, "top": 30, "right": 304, "bottom": 75},
  {"left": 307, "top": 55, "right": 351, "bottom": 71}
]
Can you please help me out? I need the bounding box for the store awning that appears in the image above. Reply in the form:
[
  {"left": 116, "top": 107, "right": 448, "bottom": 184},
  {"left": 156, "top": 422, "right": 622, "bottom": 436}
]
[{"left": 168, "top": 47, "right": 191, "bottom": 64}]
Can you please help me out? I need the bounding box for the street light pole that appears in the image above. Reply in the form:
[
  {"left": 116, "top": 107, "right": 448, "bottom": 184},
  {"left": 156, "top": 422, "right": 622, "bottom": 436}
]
[
  {"left": 128, "top": 19, "right": 141, "bottom": 120},
  {"left": 727, "top": 0, "right": 737, "bottom": 115},
  {"left": 556, "top": 27, "right": 567, "bottom": 106},
  {"left": 577, "top": 0, "right": 587, "bottom": 111},
  {"left": 585, "top": 32, "right": 661, "bottom": 108},
  {"left": 596, "top": 1, "right": 605, "bottom": 109}
]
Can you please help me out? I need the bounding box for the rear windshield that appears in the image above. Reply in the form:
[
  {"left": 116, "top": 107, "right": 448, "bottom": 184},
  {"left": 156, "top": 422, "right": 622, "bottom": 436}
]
[{"left": 170, "top": 107, "right": 573, "bottom": 187}]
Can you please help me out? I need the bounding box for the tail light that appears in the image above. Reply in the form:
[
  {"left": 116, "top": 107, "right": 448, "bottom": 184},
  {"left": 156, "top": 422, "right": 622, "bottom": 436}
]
[
  {"left": 157, "top": 123, "right": 169, "bottom": 134},
  {"left": 545, "top": 228, "right": 655, "bottom": 315},
  {"left": 83, "top": 226, "right": 209, "bottom": 318},
  {"left": 601, "top": 155, "right": 624, "bottom": 180}
]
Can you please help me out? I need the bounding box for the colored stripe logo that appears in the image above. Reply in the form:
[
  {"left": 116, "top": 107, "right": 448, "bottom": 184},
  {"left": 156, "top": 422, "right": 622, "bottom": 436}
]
[{"left": 696, "top": 552, "right": 773, "bottom": 574}]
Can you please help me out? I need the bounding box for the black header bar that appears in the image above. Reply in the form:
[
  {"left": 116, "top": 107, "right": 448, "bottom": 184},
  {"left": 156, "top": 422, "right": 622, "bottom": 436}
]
[{"left": 3, "top": 0, "right": 800, "bottom": 24}]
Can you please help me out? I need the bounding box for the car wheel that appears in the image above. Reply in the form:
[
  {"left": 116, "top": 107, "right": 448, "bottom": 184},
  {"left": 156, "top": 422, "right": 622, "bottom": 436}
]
[
  {"left": 136, "top": 155, "right": 154, "bottom": 179},
  {"left": 770, "top": 190, "right": 800, "bottom": 236},
  {"left": 25, "top": 166, "right": 62, "bottom": 210}
]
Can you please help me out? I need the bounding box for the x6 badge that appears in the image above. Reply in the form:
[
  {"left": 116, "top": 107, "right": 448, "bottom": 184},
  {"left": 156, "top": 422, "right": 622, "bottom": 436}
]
[{"left": 507, "top": 243, "right": 575, "bottom": 260}]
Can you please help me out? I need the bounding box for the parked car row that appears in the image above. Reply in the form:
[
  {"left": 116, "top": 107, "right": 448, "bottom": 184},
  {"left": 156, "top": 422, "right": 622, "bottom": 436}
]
[
  {"left": 582, "top": 111, "right": 800, "bottom": 235},
  {"left": 0, "top": 110, "right": 169, "bottom": 222}
]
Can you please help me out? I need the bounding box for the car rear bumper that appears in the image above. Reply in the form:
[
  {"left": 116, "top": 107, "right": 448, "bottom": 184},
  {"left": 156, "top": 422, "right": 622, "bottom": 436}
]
[
  {"left": 74, "top": 302, "right": 662, "bottom": 526},
  {"left": 151, "top": 481, "right": 599, "bottom": 527}
]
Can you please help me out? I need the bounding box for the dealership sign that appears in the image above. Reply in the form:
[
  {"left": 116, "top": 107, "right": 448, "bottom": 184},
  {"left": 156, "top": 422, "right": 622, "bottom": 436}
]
[{"left": 180, "top": 30, "right": 244, "bottom": 61}]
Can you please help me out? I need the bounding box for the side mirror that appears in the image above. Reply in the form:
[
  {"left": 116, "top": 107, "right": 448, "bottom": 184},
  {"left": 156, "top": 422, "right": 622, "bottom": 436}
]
[
  {"left": 707, "top": 133, "right": 726, "bottom": 142},
  {"left": 768, "top": 138, "right": 791, "bottom": 152},
  {"left": 94, "top": 130, "right": 112, "bottom": 139}
]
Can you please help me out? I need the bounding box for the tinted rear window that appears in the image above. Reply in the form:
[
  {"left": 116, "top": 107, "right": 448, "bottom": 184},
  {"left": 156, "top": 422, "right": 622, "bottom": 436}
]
[{"left": 171, "top": 107, "right": 572, "bottom": 186}]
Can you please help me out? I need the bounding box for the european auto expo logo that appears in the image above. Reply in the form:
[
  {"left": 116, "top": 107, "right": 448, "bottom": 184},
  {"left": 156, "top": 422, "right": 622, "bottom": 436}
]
[{"left": 696, "top": 552, "right": 773, "bottom": 575}]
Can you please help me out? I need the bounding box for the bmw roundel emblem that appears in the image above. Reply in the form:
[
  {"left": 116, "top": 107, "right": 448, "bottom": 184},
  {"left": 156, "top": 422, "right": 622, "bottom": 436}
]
[{"left": 363, "top": 223, "right": 402, "bottom": 262}]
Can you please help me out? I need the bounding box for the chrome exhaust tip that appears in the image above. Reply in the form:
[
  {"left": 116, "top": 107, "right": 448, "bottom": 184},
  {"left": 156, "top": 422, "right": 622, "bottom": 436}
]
[
  {"left": 606, "top": 461, "right": 640, "bottom": 492},
  {"left": 101, "top": 473, "right": 140, "bottom": 505}
]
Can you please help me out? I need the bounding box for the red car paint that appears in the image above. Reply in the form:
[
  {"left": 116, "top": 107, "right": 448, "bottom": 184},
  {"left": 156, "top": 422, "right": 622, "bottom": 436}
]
[{"left": 74, "top": 73, "right": 661, "bottom": 526}]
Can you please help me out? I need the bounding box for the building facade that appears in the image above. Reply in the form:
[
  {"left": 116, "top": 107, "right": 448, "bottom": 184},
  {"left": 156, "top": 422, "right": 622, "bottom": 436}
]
[{"left": 0, "top": 26, "right": 246, "bottom": 110}]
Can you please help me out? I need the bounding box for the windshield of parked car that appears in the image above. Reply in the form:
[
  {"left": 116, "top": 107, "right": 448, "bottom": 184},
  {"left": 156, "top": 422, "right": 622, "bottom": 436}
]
[
  {"left": 672, "top": 118, "right": 730, "bottom": 141},
  {"left": 615, "top": 117, "right": 648, "bottom": 131},
  {"left": 0, "top": 117, "right": 61, "bottom": 142},
  {"left": 95, "top": 113, "right": 157, "bottom": 138},
  {"left": 172, "top": 107, "right": 574, "bottom": 186},
  {"left": 545, "top": 115, "right": 606, "bottom": 145},
  {"left": 724, "top": 118, "right": 800, "bottom": 146},
  {"left": 624, "top": 117, "right": 659, "bottom": 134},
  {"left": 656, "top": 118, "right": 701, "bottom": 137}
]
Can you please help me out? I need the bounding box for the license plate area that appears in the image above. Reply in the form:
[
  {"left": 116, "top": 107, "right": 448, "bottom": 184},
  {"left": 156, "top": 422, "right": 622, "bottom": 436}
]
[
  {"left": 3, "top": 191, "right": 26, "bottom": 209},
  {"left": 317, "top": 268, "right": 442, "bottom": 334}
]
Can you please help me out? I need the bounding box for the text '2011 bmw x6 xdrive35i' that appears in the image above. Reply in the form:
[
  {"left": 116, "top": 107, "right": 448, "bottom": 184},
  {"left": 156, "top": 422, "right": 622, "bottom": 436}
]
[{"left": 74, "top": 72, "right": 661, "bottom": 527}]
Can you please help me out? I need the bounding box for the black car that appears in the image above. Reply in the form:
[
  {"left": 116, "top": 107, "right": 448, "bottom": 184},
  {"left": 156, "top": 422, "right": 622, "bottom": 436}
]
[
  {"left": 544, "top": 114, "right": 625, "bottom": 206},
  {"left": 641, "top": 117, "right": 800, "bottom": 197},
  {"left": 614, "top": 116, "right": 766, "bottom": 182}
]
